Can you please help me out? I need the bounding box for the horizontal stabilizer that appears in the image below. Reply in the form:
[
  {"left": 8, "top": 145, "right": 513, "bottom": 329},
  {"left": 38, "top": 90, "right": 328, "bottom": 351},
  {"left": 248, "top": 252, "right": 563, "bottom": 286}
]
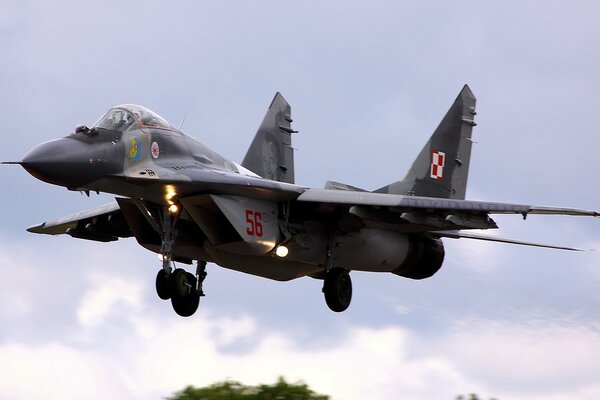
[
  {"left": 324, "top": 181, "right": 368, "bottom": 192},
  {"left": 436, "top": 230, "right": 592, "bottom": 251}
]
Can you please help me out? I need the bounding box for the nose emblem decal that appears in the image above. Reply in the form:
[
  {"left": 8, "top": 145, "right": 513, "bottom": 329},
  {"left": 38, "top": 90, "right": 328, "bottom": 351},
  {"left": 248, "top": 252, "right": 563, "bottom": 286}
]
[{"left": 129, "top": 137, "right": 141, "bottom": 160}]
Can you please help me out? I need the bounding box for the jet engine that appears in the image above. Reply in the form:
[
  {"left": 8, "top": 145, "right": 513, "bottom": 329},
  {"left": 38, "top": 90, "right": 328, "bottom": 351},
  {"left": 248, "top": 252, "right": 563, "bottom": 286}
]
[
  {"left": 310, "top": 229, "right": 445, "bottom": 279},
  {"left": 391, "top": 236, "right": 445, "bottom": 280}
]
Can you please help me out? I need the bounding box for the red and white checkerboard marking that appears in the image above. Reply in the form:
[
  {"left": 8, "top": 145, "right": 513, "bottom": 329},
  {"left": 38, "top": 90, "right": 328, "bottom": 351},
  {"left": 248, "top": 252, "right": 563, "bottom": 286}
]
[{"left": 430, "top": 150, "right": 445, "bottom": 180}]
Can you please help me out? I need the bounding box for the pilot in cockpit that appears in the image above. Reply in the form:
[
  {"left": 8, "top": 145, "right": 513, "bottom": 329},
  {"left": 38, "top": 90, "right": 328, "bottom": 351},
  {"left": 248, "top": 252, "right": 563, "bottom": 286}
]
[
  {"left": 95, "top": 109, "right": 135, "bottom": 132},
  {"left": 92, "top": 105, "right": 174, "bottom": 133},
  {"left": 110, "top": 110, "right": 124, "bottom": 130}
]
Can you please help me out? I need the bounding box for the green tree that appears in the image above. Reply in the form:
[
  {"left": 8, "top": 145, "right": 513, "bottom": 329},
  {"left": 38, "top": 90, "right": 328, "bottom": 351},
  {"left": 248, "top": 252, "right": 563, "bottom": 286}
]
[
  {"left": 167, "top": 377, "right": 329, "bottom": 400},
  {"left": 456, "top": 395, "right": 498, "bottom": 400}
]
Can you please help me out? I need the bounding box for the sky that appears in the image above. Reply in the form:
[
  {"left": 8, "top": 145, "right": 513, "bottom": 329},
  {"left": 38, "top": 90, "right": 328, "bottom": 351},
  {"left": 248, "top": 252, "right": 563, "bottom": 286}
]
[{"left": 1, "top": 1, "right": 600, "bottom": 399}]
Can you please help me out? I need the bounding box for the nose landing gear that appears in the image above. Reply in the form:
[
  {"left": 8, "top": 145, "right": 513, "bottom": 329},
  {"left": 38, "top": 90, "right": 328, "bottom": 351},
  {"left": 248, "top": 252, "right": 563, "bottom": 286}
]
[
  {"left": 155, "top": 261, "right": 207, "bottom": 317},
  {"left": 154, "top": 205, "right": 206, "bottom": 317},
  {"left": 170, "top": 268, "right": 200, "bottom": 317}
]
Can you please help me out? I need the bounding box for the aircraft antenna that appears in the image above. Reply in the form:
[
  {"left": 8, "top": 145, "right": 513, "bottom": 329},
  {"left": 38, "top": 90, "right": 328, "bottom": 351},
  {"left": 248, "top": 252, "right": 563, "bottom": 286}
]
[{"left": 178, "top": 114, "right": 187, "bottom": 130}]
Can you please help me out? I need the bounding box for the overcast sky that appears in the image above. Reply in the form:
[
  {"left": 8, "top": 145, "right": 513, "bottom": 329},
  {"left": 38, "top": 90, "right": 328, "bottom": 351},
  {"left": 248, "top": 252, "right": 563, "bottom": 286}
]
[{"left": 2, "top": 1, "right": 600, "bottom": 399}]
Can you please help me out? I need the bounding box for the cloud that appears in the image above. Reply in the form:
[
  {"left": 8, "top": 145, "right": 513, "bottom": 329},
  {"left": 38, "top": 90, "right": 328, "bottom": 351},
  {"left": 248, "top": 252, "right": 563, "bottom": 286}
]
[
  {"left": 4, "top": 278, "right": 600, "bottom": 400},
  {"left": 0, "top": 342, "right": 126, "bottom": 400},
  {"left": 0, "top": 306, "right": 473, "bottom": 400},
  {"left": 434, "top": 318, "right": 600, "bottom": 399},
  {"left": 76, "top": 273, "right": 144, "bottom": 328},
  {"left": 2, "top": 1, "right": 600, "bottom": 400},
  {"left": 1, "top": 246, "right": 599, "bottom": 400}
]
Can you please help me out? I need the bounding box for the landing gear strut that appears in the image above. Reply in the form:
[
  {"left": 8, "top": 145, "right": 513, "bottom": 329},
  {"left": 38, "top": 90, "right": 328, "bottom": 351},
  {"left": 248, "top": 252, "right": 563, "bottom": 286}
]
[
  {"left": 195, "top": 261, "right": 207, "bottom": 297},
  {"left": 160, "top": 205, "right": 176, "bottom": 276},
  {"left": 321, "top": 232, "right": 353, "bottom": 312}
]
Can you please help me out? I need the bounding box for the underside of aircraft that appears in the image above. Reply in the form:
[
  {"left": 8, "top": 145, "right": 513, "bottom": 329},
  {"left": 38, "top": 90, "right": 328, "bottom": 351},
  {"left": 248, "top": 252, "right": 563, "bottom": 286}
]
[{"left": 5, "top": 86, "right": 598, "bottom": 316}]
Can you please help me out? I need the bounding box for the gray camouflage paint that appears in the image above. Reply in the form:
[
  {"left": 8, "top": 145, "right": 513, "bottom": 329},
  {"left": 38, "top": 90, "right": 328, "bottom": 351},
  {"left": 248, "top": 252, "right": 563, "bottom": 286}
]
[
  {"left": 16, "top": 87, "right": 598, "bottom": 284},
  {"left": 242, "top": 93, "right": 295, "bottom": 184},
  {"left": 376, "top": 85, "right": 476, "bottom": 199}
]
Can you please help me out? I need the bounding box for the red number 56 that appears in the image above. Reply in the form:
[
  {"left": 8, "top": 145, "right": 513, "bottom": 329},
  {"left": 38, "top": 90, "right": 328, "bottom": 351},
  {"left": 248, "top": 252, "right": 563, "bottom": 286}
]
[{"left": 245, "top": 210, "right": 263, "bottom": 237}]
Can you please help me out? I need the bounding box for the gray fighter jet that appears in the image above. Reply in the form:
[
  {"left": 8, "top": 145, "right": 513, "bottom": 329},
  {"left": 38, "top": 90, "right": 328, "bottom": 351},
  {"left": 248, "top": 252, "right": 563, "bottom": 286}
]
[{"left": 6, "top": 86, "right": 598, "bottom": 316}]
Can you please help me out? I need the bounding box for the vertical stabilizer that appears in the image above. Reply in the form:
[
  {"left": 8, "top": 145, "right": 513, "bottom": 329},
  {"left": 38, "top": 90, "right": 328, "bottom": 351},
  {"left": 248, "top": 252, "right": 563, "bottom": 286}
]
[
  {"left": 376, "top": 85, "right": 476, "bottom": 199},
  {"left": 242, "top": 93, "right": 296, "bottom": 183}
]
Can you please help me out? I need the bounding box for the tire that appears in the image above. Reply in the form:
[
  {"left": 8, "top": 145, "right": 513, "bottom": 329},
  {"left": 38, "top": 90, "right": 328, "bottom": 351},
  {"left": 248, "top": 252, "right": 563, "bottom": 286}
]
[
  {"left": 170, "top": 269, "right": 200, "bottom": 317},
  {"left": 171, "top": 292, "right": 200, "bottom": 317},
  {"left": 323, "top": 268, "right": 352, "bottom": 312},
  {"left": 170, "top": 269, "right": 193, "bottom": 299},
  {"left": 155, "top": 269, "right": 171, "bottom": 300}
]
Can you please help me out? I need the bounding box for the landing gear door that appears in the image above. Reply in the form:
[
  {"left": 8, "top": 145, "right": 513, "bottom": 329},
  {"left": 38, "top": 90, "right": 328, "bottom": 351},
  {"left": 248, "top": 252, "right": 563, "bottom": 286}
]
[{"left": 210, "top": 195, "right": 280, "bottom": 255}]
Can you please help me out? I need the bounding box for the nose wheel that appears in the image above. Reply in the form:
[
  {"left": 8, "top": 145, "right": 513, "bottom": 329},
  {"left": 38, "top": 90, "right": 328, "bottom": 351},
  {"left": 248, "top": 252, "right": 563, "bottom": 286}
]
[
  {"left": 155, "top": 263, "right": 206, "bottom": 317},
  {"left": 156, "top": 269, "right": 171, "bottom": 300},
  {"left": 170, "top": 268, "right": 200, "bottom": 317}
]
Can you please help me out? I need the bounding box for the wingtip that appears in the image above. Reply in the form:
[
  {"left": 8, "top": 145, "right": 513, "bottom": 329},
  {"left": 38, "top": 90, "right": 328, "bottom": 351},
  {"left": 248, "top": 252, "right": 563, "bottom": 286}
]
[
  {"left": 26, "top": 223, "right": 45, "bottom": 234},
  {"left": 460, "top": 84, "right": 475, "bottom": 99},
  {"left": 270, "top": 92, "right": 289, "bottom": 109}
]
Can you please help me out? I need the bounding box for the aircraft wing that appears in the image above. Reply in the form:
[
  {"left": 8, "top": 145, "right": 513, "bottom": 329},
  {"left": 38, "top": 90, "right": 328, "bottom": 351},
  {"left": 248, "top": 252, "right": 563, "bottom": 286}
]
[
  {"left": 296, "top": 189, "right": 599, "bottom": 217},
  {"left": 27, "top": 202, "right": 132, "bottom": 242},
  {"left": 112, "top": 167, "right": 305, "bottom": 203},
  {"left": 26, "top": 186, "right": 598, "bottom": 248}
]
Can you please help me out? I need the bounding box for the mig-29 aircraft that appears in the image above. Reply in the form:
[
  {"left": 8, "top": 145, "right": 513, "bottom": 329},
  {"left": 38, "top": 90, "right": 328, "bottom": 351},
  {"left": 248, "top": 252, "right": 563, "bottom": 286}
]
[{"left": 5, "top": 85, "right": 598, "bottom": 317}]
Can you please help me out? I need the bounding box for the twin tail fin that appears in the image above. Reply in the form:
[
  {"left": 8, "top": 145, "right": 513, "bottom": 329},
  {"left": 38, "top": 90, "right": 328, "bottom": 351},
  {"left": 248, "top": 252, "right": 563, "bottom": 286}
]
[
  {"left": 242, "top": 93, "right": 296, "bottom": 184},
  {"left": 376, "top": 85, "right": 477, "bottom": 200}
]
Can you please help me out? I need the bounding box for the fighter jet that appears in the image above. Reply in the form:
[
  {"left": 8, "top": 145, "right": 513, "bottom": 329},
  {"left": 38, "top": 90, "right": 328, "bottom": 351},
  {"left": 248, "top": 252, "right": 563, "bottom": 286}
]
[{"left": 5, "top": 85, "right": 598, "bottom": 316}]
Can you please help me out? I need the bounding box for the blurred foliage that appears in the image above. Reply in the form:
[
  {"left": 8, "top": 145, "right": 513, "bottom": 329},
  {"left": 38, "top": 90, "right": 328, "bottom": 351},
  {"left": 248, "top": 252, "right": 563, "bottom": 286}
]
[
  {"left": 168, "top": 379, "right": 497, "bottom": 400},
  {"left": 456, "top": 395, "right": 497, "bottom": 400},
  {"left": 167, "top": 377, "right": 329, "bottom": 400}
]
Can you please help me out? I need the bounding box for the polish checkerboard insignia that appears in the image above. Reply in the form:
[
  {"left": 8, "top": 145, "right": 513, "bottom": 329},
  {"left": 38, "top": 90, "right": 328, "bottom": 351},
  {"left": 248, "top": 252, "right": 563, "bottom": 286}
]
[{"left": 430, "top": 150, "right": 445, "bottom": 180}]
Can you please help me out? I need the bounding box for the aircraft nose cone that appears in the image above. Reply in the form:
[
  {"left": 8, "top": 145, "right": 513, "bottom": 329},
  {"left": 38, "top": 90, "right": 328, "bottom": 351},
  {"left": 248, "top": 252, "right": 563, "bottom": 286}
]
[{"left": 22, "top": 138, "right": 91, "bottom": 187}]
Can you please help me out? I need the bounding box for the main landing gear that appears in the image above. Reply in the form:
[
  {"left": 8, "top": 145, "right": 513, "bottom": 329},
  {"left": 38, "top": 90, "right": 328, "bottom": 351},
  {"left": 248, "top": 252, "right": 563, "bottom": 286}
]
[
  {"left": 323, "top": 267, "right": 353, "bottom": 312},
  {"left": 155, "top": 204, "right": 206, "bottom": 317},
  {"left": 322, "top": 243, "right": 352, "bottom": 312}
]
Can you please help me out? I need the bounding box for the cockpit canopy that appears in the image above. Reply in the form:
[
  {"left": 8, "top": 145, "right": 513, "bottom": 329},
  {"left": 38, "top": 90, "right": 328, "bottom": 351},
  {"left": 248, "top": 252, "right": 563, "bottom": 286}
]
[{"left": 92, "top": 104, "right": 175, "bottom": 133}]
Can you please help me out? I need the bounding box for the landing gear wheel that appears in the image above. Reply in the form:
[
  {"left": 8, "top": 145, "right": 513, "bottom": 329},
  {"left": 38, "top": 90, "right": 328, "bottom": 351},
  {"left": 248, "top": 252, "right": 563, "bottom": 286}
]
[
  {"left": 155, "top": 269, "right": 172, "bottom": 300},
  {"left": 170, "top": 268, "right": 200, "bottom": 317},
  {"left": 171, "top": 293, "right": 200, "bottom": 317},
  {"left": 323, "top": 268, "right": 352, "bottom": 312}
]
